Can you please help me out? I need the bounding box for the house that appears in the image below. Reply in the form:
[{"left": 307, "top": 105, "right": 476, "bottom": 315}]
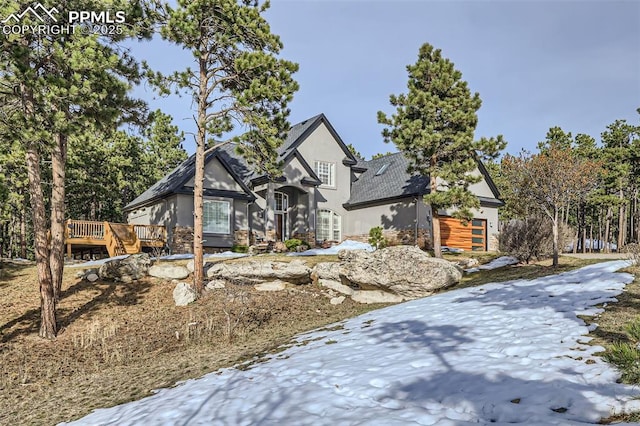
[{"left": 124, "top": 114, "right": 503, "bottom": 253}]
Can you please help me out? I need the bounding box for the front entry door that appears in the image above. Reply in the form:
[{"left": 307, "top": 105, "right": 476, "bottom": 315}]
[
  {"left": 274, "top": 192, "right": 289, "bottom": 241},
  {"left": 275, "top": 213, "right": 284, "bottom": 241}
]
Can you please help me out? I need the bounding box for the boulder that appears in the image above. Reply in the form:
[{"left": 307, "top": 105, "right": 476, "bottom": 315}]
[
  {"left": 330, "top": 296, "right": 346, "bottom": 305},
  {"left": 318, "top": 279, "right": 354, "bottom": 296},
  {"left": 206, "top": 259, "right": 311, "bottom": 285},
  {"left": 351, "top": 290, "right": 403, "bottom": 304},
  {"left": 86, "top": 273, "right": 99, "bottom": 282},
  {"left": 148, "top": 264, "right": 190, "bottom": 280},
  {"left": 311, "top": 262, "right": 341, "bottom": 282},
  {"left": 98, "top": 253, "right": 151, "bottom": 283},
  {"left": 186, "top": 259, "right": 195, "bottom": 273},
  {"left": 338, "top": 246, "right": 461, "bottom": 299},
  {"left": 273, "top": 241, "right": 287, "bottom": 253},
  {"left": 254, "top": 280, "right": 287, "bottom": 291},
  {"left": 452, "top": 257, "right": 480, "bottom": 269},
  {"left": 205, "top": 280, "right": 226, "bottom": 290},
  {"left": 173, "top": 282, "right": 198, "bottom": 306}
]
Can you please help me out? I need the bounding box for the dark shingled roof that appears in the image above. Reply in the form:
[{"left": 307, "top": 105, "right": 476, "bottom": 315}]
[
  {"left": 277, "top": 113, "right": 324, "bottom": 158},
  {"left": 346, "top": 152, "right": 430, "bottom": 207},
  {"left": 124, "top": 152, "right": 199, "bottom": 211},
  {"left": 124, "top": 115, "right": 328, "bottom": 211},
  {"left": 124, "top": 144, "right": 256, "bottom": 211}
]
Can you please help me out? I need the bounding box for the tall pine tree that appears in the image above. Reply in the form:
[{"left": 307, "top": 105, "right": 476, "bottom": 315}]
[
  {"left": 378, "top": 43, "right": 505, "bottom": 257},
  {"left": 147, "top": 0, "right": 299, "bottom": 292},
  {"left": 0, "top": 1, "right": 154, "bottom": 338}
]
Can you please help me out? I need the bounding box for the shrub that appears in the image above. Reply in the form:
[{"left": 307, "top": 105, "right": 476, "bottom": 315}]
[
  {"left": 621, "top": 243, "right": 640, "bottom": 265},
  {"left": 284, "top": 238, "right": 303, "bottom": 251},
  {"left": 231, "top": 244, "right": 248, "bottom": 253},
  {"left": 368, "top": 226, "right": 387, "bottom": 249},
  {"left": 499, "top": 216, "right": 552, "bottom": 263}
]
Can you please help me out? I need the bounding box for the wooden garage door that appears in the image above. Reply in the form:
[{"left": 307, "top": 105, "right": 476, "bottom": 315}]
[{"left": 440, "top": 217, "right": 486, "bottom": 251}]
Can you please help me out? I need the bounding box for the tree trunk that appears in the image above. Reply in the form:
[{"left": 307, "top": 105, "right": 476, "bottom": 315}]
[
  {"left": 429, "top": 160, "right": 442, "bottom": 258},
  {"left": 9, "top": 216, "right": 15, "bottom": 258},
  {"left": 552, "top": 208, "right": 559, "bottom": 267},
  {"left": 618, "top": 188, "right": 625, "bottom": 251},
  {"left": 589, "top": 223, "right": 593, "bottom": 253},
  {"left": 50, "top": 133, "right": 67, "bottom": 299},
  {"left": 633, "top": 189, "right": 638, "bottom": 243},
  {"left": 573, "top": 204, "right": 579, "bottom": 254},
  {"left": 192, "top": 54, "right": 208, "bottom": 293},
  {"left": 0, "top": 221, "right": 4, "bottom": 260},
  {"left": 26, "top": 146, "right": 57, "bottom": 339},
  {"left": 20, "top": 207, "right": 27, "bottom": 259},
  {"left": 604, "top": 207, "right": 612, "bottom": 253}
]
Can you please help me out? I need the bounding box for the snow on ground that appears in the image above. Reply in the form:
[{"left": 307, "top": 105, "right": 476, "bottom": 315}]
[
  {"left": 465, "top": 256, "right": 520, "bottom": 273},
  {"left": 441, "top": 246, "right": 464, "bottom": 253},
  {"left": 289, "top": 239, "right": 374, "bottom": 256},
  {"left": 64, "top": 261, "right": 640, "bottom": 426},
  {"left": 65, "top": 252, "right": 249, "bottom": 268}
]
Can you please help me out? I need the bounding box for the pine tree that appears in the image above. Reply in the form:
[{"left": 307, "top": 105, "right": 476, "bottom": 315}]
[
  {"left": 378, "top": 43, "right": 505, "bottom": 257},
  {"left": 147, "top": 0, "right": 299, "bottom": 293},
  {"left": 0, "top": 1, "right": 154, "bottom": 338},
  {"left": 601, "top": 119, "right": 635, "bottom": 251}
]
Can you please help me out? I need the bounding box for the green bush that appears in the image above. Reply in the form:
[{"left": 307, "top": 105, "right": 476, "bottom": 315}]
[
  {"left": 368, "top": 226, "right": 387, "bottom": 249},
  {"left": 231, "top": 244, "right": 249, "bottom": 253},
  {"left": 284, "top": 239, "right": 303, "bottom": 251}
]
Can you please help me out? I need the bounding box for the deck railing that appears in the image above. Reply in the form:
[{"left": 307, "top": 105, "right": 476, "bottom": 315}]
[
  {"left": 64, "top": 219, "right": 166, "bottom": 258},
  {"left": 134, "top": 224, "right": 167, "bottom": 242},
  {"left": 66, "top": 220, "right": 106, "bottom": 240}
]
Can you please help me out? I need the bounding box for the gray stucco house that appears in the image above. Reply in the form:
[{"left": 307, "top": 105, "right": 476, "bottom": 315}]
[{"left": 124, "top": 114, "right": 503, "bottom": 252}]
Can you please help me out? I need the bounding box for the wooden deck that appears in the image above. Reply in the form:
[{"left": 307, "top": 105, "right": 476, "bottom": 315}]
[{"left": 65, "top": 220, "right": 166, "bottom": 258}]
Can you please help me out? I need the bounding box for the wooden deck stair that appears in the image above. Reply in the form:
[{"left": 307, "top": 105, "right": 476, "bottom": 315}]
[
  {"left": 65, "top": 220, "right": 166, "bottom": 258},
  {"left": 106, "top": 223, "right": 141, "bottom": 256}
]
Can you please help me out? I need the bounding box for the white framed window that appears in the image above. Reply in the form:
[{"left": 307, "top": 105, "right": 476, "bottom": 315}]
[
  {"left": 314, "top": 161, "right": 335, "bottom": 187},
  {"left": 203, "top": 200, "right": 230, "bottom": 234},
  {"left": 317, "top": 209, "right": 341, "bottom": 242},
  {"left": 274, "top": 192, "right": 288, "bottom": 212}
]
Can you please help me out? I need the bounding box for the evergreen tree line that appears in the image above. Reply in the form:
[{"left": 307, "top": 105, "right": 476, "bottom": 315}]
[
  {"left": 0, "top": 111, "right": 187, "bottom": 259},
  {"left": 0, "top": 0, "right": 299, "bottom": 338},
  {"left": 490, "top": 112, "right": 640, "bottom": 259}
]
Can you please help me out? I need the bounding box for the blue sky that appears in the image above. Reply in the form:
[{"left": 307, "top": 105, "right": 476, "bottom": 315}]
[{"left": 128, "top": 0, "right": 640, "bottom": 159}]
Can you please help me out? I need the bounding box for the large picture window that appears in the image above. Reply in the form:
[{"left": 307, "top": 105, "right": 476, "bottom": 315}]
[
  {"left": 203, "top": 200, "right": 230, "bottom": 234},
  {"left": 317, "top": 209, "right": 341, "bottom": 242},
  {"left": 314, "top": 161, "right": 335, "bottom": 187}
]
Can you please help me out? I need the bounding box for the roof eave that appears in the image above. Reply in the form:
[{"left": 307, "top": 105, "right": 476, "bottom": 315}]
[{"left": 343, "top": 193, "right": 423, "bottom": 210}]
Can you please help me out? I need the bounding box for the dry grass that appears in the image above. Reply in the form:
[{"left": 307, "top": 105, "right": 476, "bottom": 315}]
[
  {"left": 0, "top": 253, "right": 614, "bottom": 425},
  {"left": 0, "top": 259, "right": 377, "bottom": 425},
  {"left": 448, "top": 255, "right": 603, "bottom": 290}
]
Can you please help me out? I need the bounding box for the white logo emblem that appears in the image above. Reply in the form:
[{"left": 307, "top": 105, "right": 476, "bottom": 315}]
[{"left": 1, "top": 3, "right": 59, "bottom": 24}]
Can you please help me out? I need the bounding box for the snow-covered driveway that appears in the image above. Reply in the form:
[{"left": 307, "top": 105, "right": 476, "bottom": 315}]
[{"left": 66, "top": 261, "right": 640, "bottom": 425}]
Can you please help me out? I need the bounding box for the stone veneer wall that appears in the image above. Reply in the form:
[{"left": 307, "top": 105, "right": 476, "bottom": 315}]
[
  {"left": 344, "top": 228, "right": 431, "bottom": 250},
  {"left": 488, "top": 233, "right": 499, "bottom": 252},
  {"left": 265, "top": 229, "right": 276, "bottom": 242},
  {"left": 234, "top": 230, "right": 249, "bottom": 246},
  {"left": 171, "top": 226, "right": 194, "bottom": 254},
  {"left": 292, "top": 231, "right": 316, "bottom": 248}
]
